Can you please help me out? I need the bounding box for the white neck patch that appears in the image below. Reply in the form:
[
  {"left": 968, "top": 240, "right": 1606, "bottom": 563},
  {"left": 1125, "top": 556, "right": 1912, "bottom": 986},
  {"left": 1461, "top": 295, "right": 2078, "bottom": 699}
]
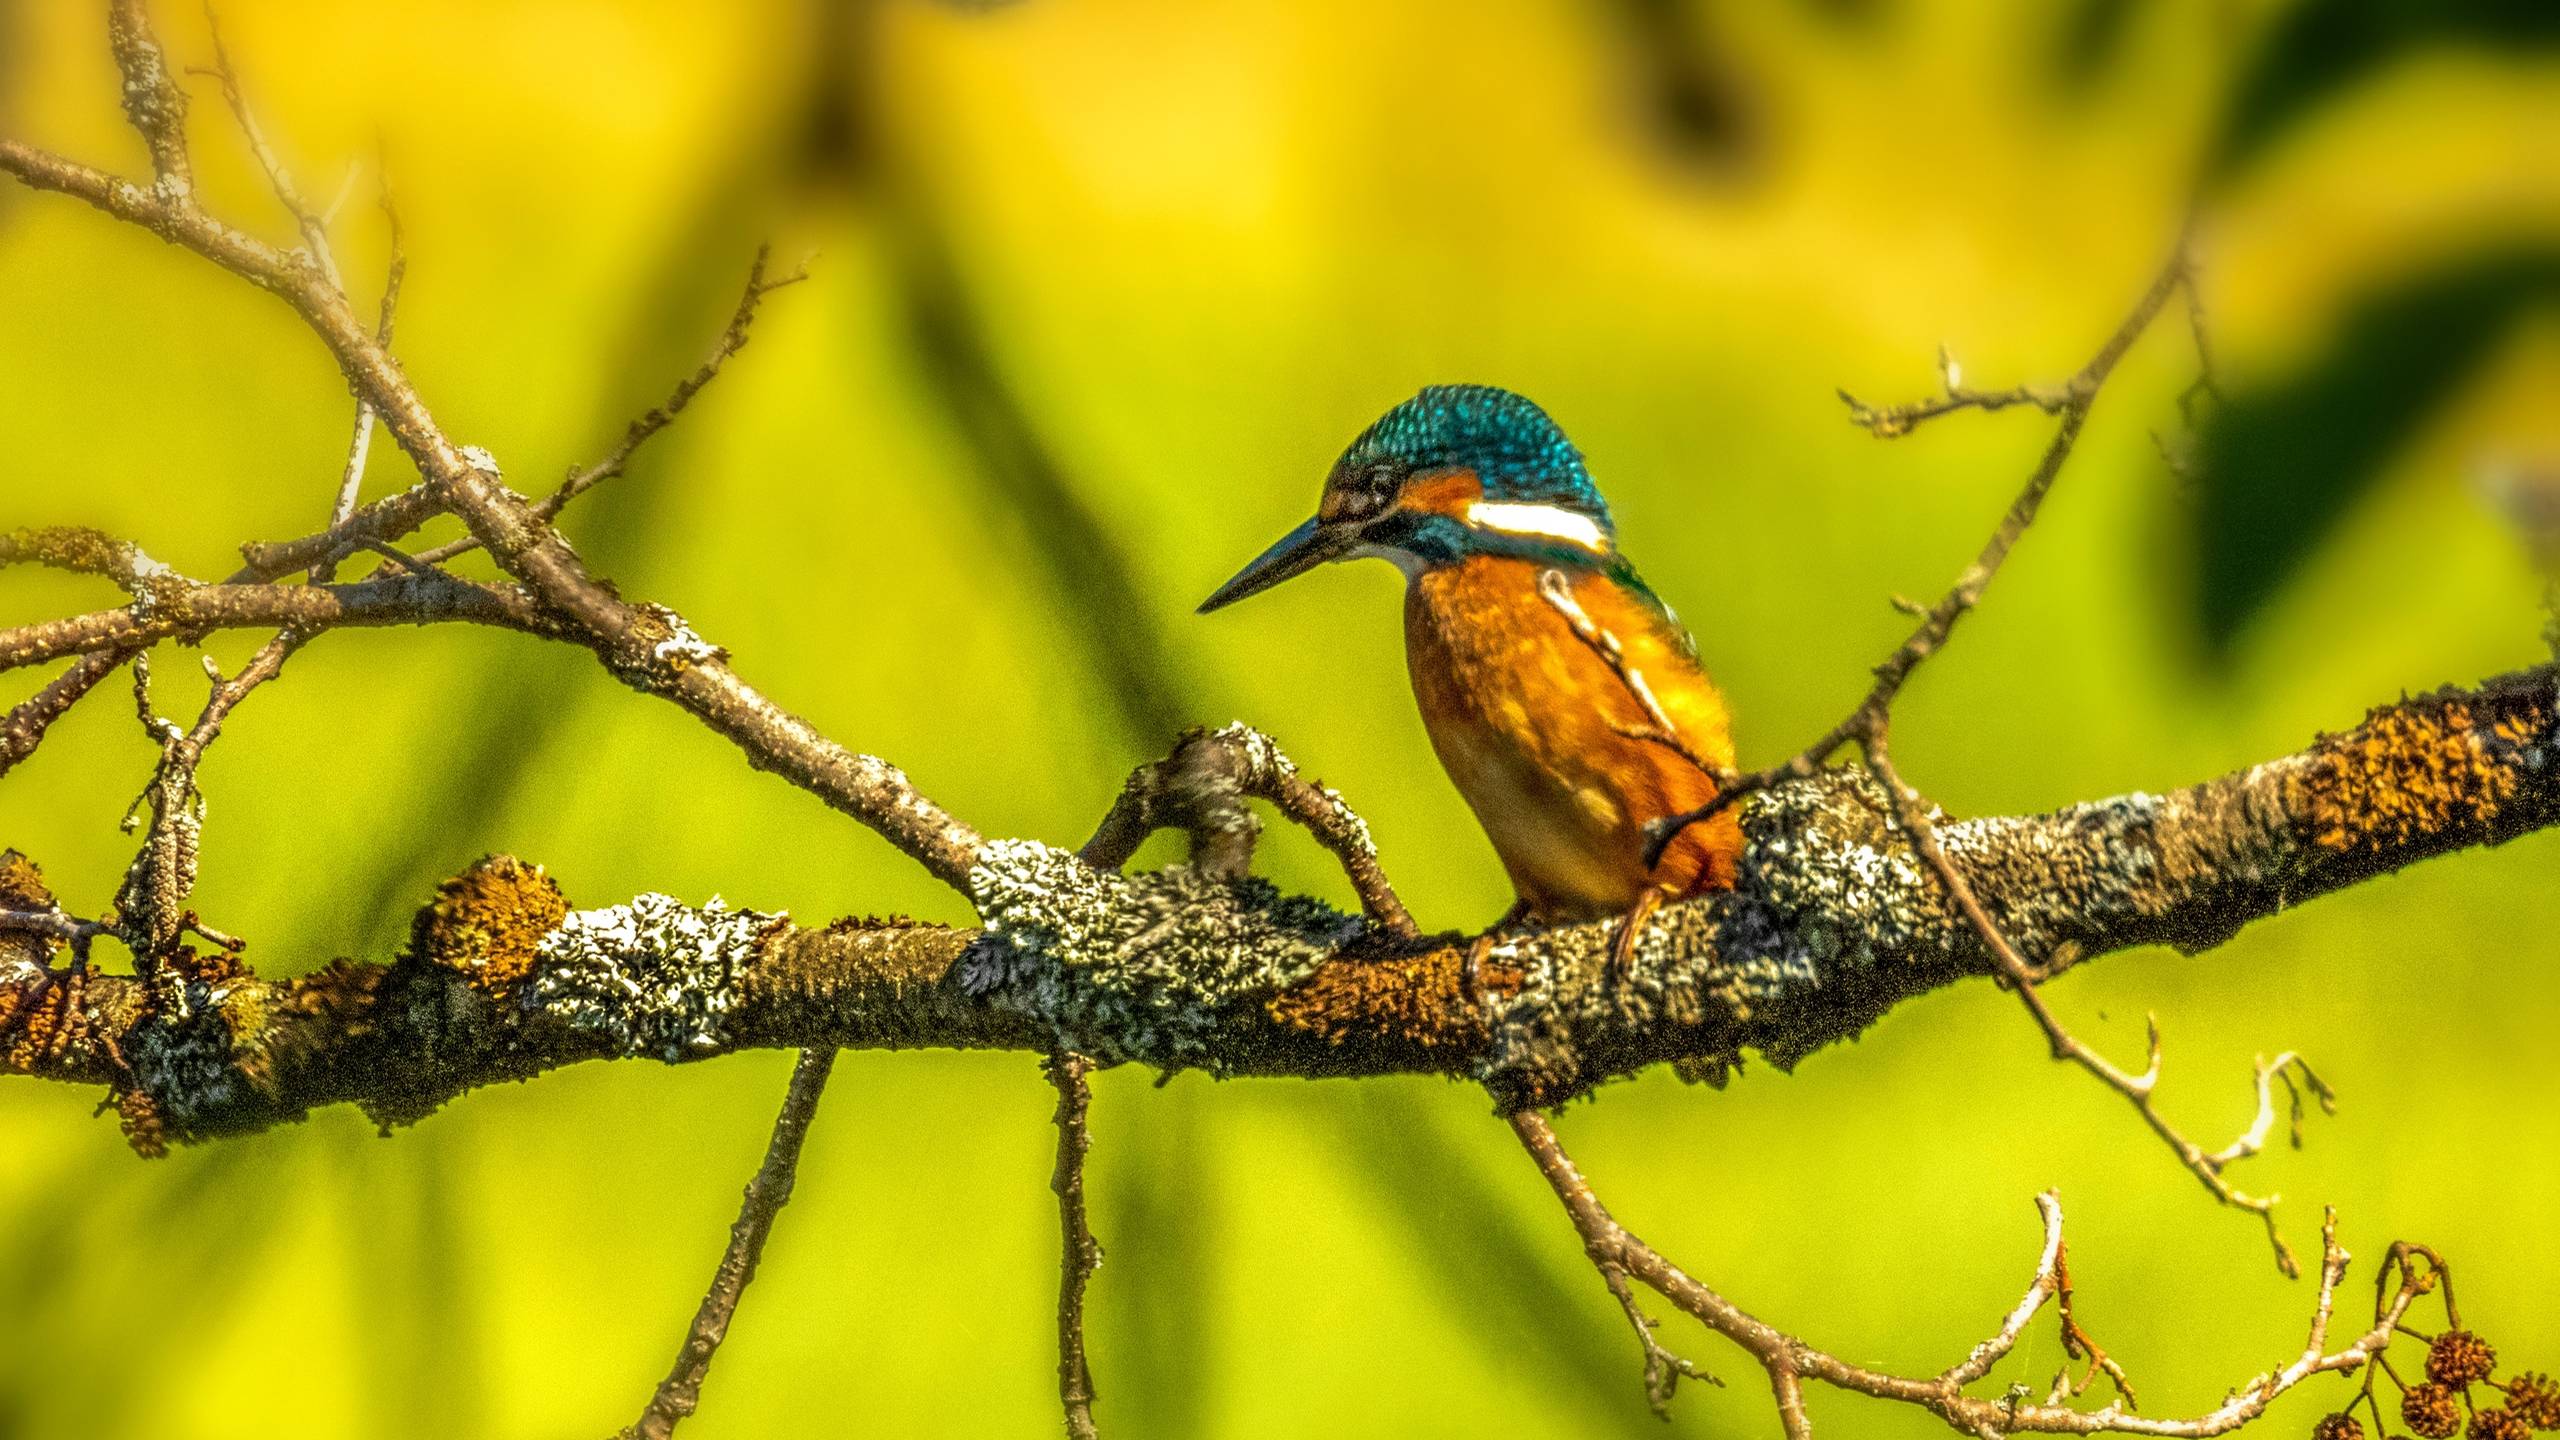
[
  {"left": 1351, "top": 540, "right": 1429, "bottom": 578},
  {"left": 1462, "top": 501, "right": 1610, "bottom": 554}
]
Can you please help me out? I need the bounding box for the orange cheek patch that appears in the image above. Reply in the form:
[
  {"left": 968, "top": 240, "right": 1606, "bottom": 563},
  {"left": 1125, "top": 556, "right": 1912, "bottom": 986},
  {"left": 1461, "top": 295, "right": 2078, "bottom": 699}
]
[{"left": 1398, "top": 467, "right": 1484, "bottom": 517}]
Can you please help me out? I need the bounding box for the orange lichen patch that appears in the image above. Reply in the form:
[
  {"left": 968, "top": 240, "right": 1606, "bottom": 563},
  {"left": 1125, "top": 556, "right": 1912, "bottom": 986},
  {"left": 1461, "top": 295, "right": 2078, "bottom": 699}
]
[
  {"left": 1266, "top": 946, "right": 1497, "bottom": 1056},
  {"left": 408, "top": 855, "right": 568, "bottom": 994},
  {"left": 0, "top": 850, "right": 58, "bottom": 970},
  {"left": 0, "top": 979, "right": 36, "bottom": 1059},
  {"left": 271, "top": 960, "right": 383, "bottom": 1032},
  {"left": 255, "top": 959, "right": 386, "bottom": 1085},
  {"left": 165, "top": 944, "right": 251, "bottom": 987},
  {"left": 2295, "top": 696, "right": 2532, "bottom": 859},
  {"left": 0, "top": 848, "right": 54, "bottom": 909}
]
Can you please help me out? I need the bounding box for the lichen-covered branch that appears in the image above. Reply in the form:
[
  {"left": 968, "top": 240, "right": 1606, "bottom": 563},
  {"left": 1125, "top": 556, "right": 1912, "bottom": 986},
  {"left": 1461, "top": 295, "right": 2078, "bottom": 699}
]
[{"left": 5, "top": 668, "right": 2550, "bottom": 1143}]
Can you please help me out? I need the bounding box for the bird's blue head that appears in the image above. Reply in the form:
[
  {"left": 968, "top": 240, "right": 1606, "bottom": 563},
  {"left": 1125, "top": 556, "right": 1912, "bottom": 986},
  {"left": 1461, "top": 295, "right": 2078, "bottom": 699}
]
[{"left": 1199, "top": 384, "right": 1616, "bottom": 613}]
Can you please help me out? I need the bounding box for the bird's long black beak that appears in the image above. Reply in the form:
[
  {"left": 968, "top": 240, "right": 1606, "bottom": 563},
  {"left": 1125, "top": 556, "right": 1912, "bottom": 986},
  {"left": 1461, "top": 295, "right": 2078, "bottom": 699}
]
[{"left": 1197, "top": 517, "right": 1357, "bottom": 613}]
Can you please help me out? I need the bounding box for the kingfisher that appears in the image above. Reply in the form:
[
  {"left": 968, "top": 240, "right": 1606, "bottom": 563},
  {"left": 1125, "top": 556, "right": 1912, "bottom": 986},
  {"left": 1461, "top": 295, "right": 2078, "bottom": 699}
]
[{"left": 1198, "top": 384, "right": 1742, "bottom": 982}]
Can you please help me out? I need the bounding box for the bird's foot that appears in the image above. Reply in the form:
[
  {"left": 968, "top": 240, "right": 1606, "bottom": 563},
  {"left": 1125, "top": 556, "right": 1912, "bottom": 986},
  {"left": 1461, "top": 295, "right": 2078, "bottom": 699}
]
[
  {"left": 1459, "top": 900, "right": 1534, "bottom": 1007},
  {"left": 1604, "top": 888, "right": 1665, "bottom": 986}
]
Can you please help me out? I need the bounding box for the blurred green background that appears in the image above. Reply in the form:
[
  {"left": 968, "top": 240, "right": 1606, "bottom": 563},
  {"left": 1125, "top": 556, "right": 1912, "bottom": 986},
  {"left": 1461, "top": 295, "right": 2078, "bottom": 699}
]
[{"left": 2, "top": 1, "right": 2555, "bottom": 1436}]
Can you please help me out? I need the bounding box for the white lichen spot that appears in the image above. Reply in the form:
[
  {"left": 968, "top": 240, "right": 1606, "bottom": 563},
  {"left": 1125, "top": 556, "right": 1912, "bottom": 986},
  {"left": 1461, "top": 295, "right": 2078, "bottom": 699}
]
[
  {"left": 1210, "top": 721, "right": 1285, "bottom": 777},
  {"left": 1205, "top": 721, "right": 1378, "bottom": 858},
  {"left": 525, "top": 893, "right": 779, "bottom": 1062},
  {"left": 644, "top": 605, "right": 720, "bottom": 672},
  {"left": 458, "top": 444, "right": 502, "bottom": 476},
  {"left": 965, "top": 836, "right": 1358, "bottom": 1068},
  {"left": 122, "top": 547, "right": 186, "bottom": 613}
]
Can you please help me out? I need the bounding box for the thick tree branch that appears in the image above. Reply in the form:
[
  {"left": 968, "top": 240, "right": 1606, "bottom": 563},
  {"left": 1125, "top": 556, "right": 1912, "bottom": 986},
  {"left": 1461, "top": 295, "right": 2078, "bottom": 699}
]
[{"left": 6, "top": 670, "right": 2549, "bottom": 1138}]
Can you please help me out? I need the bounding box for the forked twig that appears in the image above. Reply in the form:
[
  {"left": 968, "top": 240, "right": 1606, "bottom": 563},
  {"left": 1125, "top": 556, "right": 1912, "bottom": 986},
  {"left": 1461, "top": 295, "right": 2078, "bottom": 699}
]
[
  {"left": 1647, "top": 236, "right": 2195, "bottom": 863},
  {"left": 405, "top": 249, "right": 807, "bottom": 569},
  {"left": 1864, "top": 741, "right": 2332, "bottom": 1277},
  {"left": 1513, "top": 1111, "right": 2429, "bottom": 1435},
  {"left": 1082, "top": 723, "right": 1417, "bottom": 938},
  {"left": 1835, "top": 343, "right": 2072, "bottom": 436},
  {"left": 1630, "top": 228, "right": 2313, "bottom": 1266}
]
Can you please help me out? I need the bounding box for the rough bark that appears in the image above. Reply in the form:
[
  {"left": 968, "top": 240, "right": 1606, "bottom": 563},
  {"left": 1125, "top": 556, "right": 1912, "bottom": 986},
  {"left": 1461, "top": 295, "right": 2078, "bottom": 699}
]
[{"left": 5, "top": 666, "right": 2552, "bottom": 1145}]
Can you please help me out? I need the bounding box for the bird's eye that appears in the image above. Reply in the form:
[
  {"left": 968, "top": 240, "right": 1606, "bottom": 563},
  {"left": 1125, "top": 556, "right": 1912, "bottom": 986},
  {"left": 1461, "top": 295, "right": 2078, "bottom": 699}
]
[{"left": 1325, "top": 464, "right": 1401, "bottom": 523}]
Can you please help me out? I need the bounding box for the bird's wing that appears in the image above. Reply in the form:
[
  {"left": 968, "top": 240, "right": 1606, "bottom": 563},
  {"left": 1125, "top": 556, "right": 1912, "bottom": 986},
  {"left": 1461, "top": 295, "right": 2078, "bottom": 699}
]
[{"left": 1603, "top": 553, "right": 1702, "bottom": 663}]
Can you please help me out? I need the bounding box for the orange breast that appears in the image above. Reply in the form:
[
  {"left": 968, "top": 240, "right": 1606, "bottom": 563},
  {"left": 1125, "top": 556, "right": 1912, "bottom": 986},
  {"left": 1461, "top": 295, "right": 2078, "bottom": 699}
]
[{"left": 1404, "top": 556, "right": 1741, "bottom": 921}]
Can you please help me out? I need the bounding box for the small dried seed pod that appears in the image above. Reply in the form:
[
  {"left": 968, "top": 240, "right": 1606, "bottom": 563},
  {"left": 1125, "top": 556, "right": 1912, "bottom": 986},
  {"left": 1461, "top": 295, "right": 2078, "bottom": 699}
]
[
  {"left": 2474, "top": 1409, "right": 2532, "bottom": 1440},
  {"left": 2433, "top": 1332, "right": 2501, "bottom": 1389},
  {"left": 2312, "top": 1412, "right": 2366, "bottom": 1440},
  {"left": 2506, "top": 1374, "right": 2560, "bottom": 1432},
  {"left": 2407, "top": 1383, "right": 2467, "bottom": 1440}
]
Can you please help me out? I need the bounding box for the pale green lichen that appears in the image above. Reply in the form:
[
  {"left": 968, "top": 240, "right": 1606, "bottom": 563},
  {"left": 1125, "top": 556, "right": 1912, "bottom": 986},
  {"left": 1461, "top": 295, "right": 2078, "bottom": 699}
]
[
  {"left": 964, "top": 838, "right": 1362, "bottom": 1071},
  {"left": 1475, "top": 772, "right": 1976, "bottom": 1097},
  {"left": 522, "top": 893, "right": 781, "bottom": 1062},
  {"left": 1942, "top": 791, "right": 2171, "bottom": 955}
]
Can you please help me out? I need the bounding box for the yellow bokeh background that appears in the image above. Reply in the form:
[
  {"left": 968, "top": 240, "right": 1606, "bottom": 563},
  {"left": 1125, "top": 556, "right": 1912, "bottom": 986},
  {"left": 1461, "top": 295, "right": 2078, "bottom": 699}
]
[{"left": 2, "top": 2, "right": 2554, "bottom": 1436}]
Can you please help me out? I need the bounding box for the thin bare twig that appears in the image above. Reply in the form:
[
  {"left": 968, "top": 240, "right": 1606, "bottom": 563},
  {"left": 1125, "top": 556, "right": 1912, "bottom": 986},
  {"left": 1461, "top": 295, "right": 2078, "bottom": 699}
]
[
  {"left": 1647, "top": 237, "right": 2195, "bottom": 864},
  {"left": 0, "top": 652, "right": 126, "bottom": 778},
  {"left": 311, "top": 173, "right": 404, "bottom": 583},
  {"left": 625, "top": 1047, "right": 837, "bottom": 1440},
  {"left": 406, "top": 249, "right": 806, "bottom": 569},
  {"left": 2050, "top": 1233, "right": 2136, "bottom": 1408},
  {"left": 0, "top": 906, "right": 114, "bottom": 962},
  {"left": 198, "top": 4, "right": 409, "bottom": 587},
  {"left": 113, "top": 633, "right": 295, "bottom": 965},
  {"left": 0, "top": 122, "right": 983, "bottom": 885},
  {"left": 1863, "top": 738, "right": 2330, "bottom": 1277},
  {"left": 0, "top": 526, "right": 192, "bottom": 597},
  {"left": 1836, "top": 343, "right": 2072, "bottom": 437},
  {"left": 1603, "top": 1258, "right": 1722, "bottom": 1419},
  {"left": 0, "top": 570, "right": 574, "bottom": 674},
  {"left": 195, "top": 3, "right": 330, "bottom": 275},
  {"left": 1047, "top": 1051, "right": 1102, "bottom": 1440},
  {"left": 1626, "top": 228, "right": 2309, "bottom": 1266},
  {"left": 2177, "top": 263, "right": 2220, "bottom": 423}
]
